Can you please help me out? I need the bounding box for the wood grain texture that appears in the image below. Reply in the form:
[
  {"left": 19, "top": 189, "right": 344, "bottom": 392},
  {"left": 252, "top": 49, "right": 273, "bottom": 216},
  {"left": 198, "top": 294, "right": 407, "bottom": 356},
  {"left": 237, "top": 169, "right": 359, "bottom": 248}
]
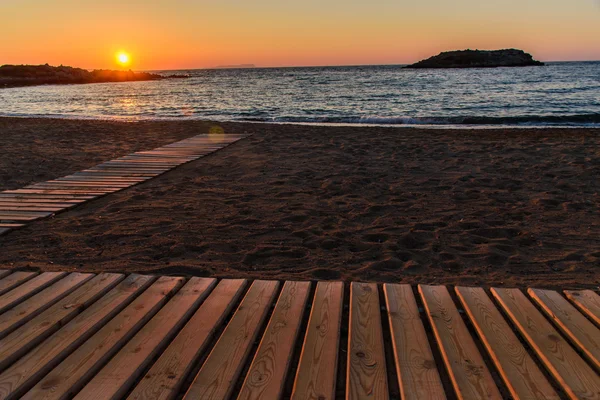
[
  {"left": 492, "top": 287, "right": 600, "bottom": 399},
  {"left": 0, "top": 273, "right": 94, "bottom": 339},
  {"left": 0, "top": 272, "right": 38, "bottom": 297},
  {"left": 419, "top": 285, "right": 501, "bottom": 400},
  {"left": 347, "top": 282, "right": 388, "bottom": 400},
  {"left": 383, "top": 284, "right": 445, "bottom": 400},
  {"left": 74, "top": 277, "right": 214, "bottom": 400},
  {"left": 564, "top": 290, "right": 600, "bottom": 328},
  {"left": 24, "top": 276, "right": 185, "bottom": 400},
  {"left": 291, "top": 281, "right": 344, "bottom": 400},
  {"left": 0, "top": 274, "right": 155, "bottom": 400},
  {"left": 238, "top": 281, "right": 311, "bottom": 400},
  {"left": 0, "top": 271, "right": 10, "bottom": 280},
  {"left": 0, "top": 272, "right": 67, "bottom": 314},
  {"left": 456, "top": 286, "right": 558, "bottom": 400},
  {"left": 128, "top": 279, "right": 247, "bottom": 400},
  {"left": 529, "top": 288, "right": 600, "bottom": 371},
  {"left": 184, "top": 280, "right": 280, "bottom": 400},
  {"left": 0, "top": 273, "right": 123, "bottom": 372}
]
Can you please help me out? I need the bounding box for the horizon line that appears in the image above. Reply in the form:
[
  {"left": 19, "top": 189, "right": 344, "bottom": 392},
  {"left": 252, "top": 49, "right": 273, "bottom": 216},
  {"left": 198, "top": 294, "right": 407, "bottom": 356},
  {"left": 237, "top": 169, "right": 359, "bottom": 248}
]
[
  {"left": 147, "top": 59, "right": 599, "bottom": 71},
  {"left": 3, "top": 59, "right": 600, "bottom": 72}
]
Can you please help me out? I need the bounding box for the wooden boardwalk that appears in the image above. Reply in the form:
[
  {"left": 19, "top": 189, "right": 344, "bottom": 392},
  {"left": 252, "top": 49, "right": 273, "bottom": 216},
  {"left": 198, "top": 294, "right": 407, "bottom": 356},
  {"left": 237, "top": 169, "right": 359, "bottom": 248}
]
[
  {"left": 0, "top": 270, "right": 598, "bottom": 399},
  {"left": 0, "top": 134, "right": 247, "bottom": 236}
]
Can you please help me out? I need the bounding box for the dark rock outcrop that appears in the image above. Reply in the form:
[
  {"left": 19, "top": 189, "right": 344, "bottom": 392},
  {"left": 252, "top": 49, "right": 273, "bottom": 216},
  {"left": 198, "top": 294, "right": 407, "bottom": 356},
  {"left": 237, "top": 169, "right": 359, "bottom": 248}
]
[
  {"left": 0, "top": 64, "right": 188, "bottom": 88},
  {"left": 405, "top": 49, "right": 544, "bottom": 69}
]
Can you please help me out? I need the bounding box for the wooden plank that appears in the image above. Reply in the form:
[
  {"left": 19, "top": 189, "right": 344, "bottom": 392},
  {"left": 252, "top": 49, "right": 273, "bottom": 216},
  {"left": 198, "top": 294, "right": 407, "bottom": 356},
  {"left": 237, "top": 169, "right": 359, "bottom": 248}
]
[
  {"left": 74, "top": 277, "right": 215, "bottom": 400},
  {"left": 135, "top": 152, "right": 202, "bottom": 157},
  {"left": 564, "top": 290, "right": 600, "bottom": 327},
  {"left": 90, "top": 166, "right": 169, "bottom": 171},
  {"left": 0, "top": 202, "right": 76, "bottom": 208},
  {"left": 40, "top": 182, "right": 131, "bottom": 188},
  {"left": 529, "top": 288, "right": 600, "bottom": 371},
  {"left": 383, "top": 284, "right": 446, "bottom": 400},
  {"left": 0, "top": 271, "right": 10, "bottom": 280},
  {"left": 0, "top": 214, "right": 51, "bottom": 221},
  {"left": 0, "top": 274, "right": 156, "bottom": 399},
  {"left": 59, "top": 174, "right": 147, "bottom": 180},
  {"left": 121, "top": 156, "right": 194, "bottom": 161},
  {"left": 491, "top": 288, "right": 600, "bottom": 399},
  {"left": 238, "top": 281, "right": 311, "bottom": 400},
  {"left": 63, "top": 175, "right": 145, "bottom": 180},
  {"left": 456, "top": 286, "right": 558, "bottom": 400},
  {"left": 0, "top": 206, "right": 65, "bottom": 212},
  {"left": 23, "top": 187, "right": 115, "bottom": 193},
  {"left": 24, "top": 276, "right": 186, "bottom": 400},
  {"left": 0, "top": 199, "right": 84, "bottom": 204},
  {"left": 0, "top": 194, "right": 94, "bottom": 199},
  {"left": 7, "top": 189, "right": 107, "bottom": 195},
  {"left": 0, "top": 210, "right": 53, "bottom": 215},
  {"left": 92, "top": 165, "right": 168, "bottom": 171},
  {"left": 0, "top": 272, "right": 67, "bottom": 314},
  {"left": 101, "top": 160, "right": 178, "bottom": 165},
  {"left": 107, "top": 161, "right": 179, "bottom": 165},
  {"left": 0, "top": 273, "right": 94, "bottom": 339},
  {"left": 59, "top": 177, "right": 146, "bottom": 182},
  {"left": 23, "top": 188, "right": 118, "bottom": 194},
  {"left": 419, "top": 285, "right": 501, "bottom": 400},
  {"left": 347, "top": 282, "right": 388, "bottom": 400},
  {"left": 0, "top": 224, "right": 24, "bottom": 228},
  {"left": 128, "top": 279, "right": 247, "bottom": 400},
  {"left": 44, "top": 180, "right": 132, "bottom": 185},
  {"left": 0, "top": 273, "right": 123, "bottom": 372},
  {"left": 48, "top": 184, "right": 134, "bottom": 190},
  {"left": 292, "top": 281, "right": 343, "bottom": 400},
  {"left": 80, "top": 170, "right": 157, "bottom": 177},
  {"left": 0, "top": 272, "right": 38, "bottom": 297},
  {"left": 184, "top": 280, "right": 280, "bottom": 400}
]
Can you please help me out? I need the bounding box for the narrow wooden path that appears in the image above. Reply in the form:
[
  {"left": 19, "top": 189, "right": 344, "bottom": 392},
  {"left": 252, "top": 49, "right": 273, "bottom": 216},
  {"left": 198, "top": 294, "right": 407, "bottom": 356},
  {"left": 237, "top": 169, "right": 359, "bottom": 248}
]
[
  {"left": 0, "top": 134, "right": 247, "bottom": 236},
  {"left": 0, "top": 270, "right": 598, "bottom": 399}
]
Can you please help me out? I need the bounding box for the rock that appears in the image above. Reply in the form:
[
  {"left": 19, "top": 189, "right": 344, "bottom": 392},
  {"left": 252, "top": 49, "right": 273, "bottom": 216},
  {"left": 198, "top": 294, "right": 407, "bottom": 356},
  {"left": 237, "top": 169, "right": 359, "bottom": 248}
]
[
  {"left": 405, "top": 49, "right": 544, "bottom": 69},
  {"left": 0, "top": 64, "right": 188, "bottom": 88}
]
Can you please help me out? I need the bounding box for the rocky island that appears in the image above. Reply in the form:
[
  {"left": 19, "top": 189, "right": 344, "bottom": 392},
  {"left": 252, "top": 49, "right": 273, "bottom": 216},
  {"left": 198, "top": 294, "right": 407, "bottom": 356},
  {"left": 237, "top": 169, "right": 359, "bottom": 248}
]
[
  {"left": 0, "top": 64, "right": 188, "bottom": 88},
  {"left": 405, "top": 49, "right": 544, "bottom": 69}
]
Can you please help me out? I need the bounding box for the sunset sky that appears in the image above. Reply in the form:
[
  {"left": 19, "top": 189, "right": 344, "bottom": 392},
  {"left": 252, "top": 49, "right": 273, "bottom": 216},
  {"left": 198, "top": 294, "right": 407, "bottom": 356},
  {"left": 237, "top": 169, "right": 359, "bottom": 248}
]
[{"left": 1, "top": 0, "right": 599, "bottom": 70}]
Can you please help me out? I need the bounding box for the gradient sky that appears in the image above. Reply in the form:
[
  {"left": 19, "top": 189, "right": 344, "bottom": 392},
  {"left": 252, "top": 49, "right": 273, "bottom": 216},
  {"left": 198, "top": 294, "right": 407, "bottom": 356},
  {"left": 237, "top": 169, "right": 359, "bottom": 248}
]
[{"left": 1, "top": 0, "right": 599, "bottom": 70}]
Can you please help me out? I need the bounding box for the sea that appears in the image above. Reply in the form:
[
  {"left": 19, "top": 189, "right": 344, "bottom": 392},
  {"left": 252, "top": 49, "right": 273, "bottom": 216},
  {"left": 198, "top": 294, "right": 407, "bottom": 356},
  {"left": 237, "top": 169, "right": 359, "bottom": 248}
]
[{"left": 1, "top": 62, "right": 599, "bottom": 128}]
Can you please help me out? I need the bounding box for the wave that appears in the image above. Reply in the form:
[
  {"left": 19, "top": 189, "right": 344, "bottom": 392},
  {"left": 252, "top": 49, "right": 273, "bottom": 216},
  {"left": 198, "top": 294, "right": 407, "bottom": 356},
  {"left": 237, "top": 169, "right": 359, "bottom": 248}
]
[{"left": 242, "top": 113, "right": 600, "bottom": 126}]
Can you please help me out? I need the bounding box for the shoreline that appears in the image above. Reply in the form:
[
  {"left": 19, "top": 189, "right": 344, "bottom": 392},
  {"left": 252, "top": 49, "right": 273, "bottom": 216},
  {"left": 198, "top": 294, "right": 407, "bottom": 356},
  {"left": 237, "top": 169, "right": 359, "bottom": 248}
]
[
  {"left": 1, "top": 115, "right": 599, "bottom": 130},
  {"left": 0, "top": 117, "right": 599, "bottom": 288}
]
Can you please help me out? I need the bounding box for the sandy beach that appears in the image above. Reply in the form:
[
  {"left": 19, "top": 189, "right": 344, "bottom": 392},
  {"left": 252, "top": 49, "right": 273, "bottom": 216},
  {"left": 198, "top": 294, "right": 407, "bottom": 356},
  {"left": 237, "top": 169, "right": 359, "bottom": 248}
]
[{"left": 0, "top": 117, "right": 599, "bottom": 289}]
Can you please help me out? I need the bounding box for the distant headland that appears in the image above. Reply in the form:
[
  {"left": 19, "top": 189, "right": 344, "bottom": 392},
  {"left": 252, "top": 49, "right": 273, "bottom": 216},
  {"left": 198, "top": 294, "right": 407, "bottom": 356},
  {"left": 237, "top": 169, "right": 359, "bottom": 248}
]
[
  {"left": 405, "top": 49, "right": 544, "bottom": 69},
  {"left": 0, "top": 64, "right": 188, "bottom": 88}
]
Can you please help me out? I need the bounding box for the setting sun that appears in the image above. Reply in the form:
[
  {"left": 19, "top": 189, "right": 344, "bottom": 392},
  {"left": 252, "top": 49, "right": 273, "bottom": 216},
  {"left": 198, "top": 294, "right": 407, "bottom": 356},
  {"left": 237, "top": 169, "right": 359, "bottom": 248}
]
[{"left": 116, "top": 52, "right": 130, "bottom": 67}]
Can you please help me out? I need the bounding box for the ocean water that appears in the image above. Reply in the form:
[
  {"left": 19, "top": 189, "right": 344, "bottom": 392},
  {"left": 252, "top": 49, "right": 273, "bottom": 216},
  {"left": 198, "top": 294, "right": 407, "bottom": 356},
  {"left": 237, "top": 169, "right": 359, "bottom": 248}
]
[{"left": 1, "top": 62, "right": 600, "bottom": 127}]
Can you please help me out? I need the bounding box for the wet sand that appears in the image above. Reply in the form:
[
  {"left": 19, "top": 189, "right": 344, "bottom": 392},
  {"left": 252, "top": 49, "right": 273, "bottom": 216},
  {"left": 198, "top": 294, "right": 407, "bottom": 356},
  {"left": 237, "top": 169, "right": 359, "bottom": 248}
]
[{"left": 0, "top": 117, "right": 599, "bottom": 289}]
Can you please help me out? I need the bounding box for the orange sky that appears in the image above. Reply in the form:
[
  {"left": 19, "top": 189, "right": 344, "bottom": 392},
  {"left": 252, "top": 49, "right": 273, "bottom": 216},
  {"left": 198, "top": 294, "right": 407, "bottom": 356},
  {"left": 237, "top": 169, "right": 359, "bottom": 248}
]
[{"left": 1, "top": 0, "right": 599, "bottom": 70}]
